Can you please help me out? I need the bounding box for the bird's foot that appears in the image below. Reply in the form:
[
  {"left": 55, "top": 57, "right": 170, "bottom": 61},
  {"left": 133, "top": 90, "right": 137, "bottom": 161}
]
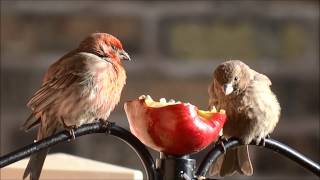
[
  {"left": 266, "top": 134, "right": 271, "bottom": 139},
  {"left": 98, "top": 118, "right": 106, "bottom": 124},
  {"left": 255, "top": 135, "right": 270, "bottom": 146},
  {"left": 68, "top": 128, "right": 76, "bottom": 140},
  {"left": 260, "top": 134, "right": 271, "bottom": 146},
  {"left": 62, "top": 118, "right": 76, "bottom": 140},
  {"left": 217, "top": 136, "right": 228, "bottom": 153},
  {"left": 99, "top": 119, "right": 115, "bottom": 134},
  {"left": 260, "top": 138, "right": 266, "bottom": 147}
]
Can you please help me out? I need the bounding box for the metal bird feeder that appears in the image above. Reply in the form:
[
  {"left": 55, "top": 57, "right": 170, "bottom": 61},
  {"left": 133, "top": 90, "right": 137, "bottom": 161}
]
[{"left": 0, "top": 121, "right": 319, "bottom": 180}]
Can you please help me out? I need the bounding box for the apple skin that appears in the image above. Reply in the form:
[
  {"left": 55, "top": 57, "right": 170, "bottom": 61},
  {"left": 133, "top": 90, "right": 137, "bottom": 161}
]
[{"left": 124, "top": 98, "right": 226, "bottom": 156}]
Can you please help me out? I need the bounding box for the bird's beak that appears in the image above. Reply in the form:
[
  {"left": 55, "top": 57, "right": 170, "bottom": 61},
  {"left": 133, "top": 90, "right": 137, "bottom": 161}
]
[
  {"left": 223, "top": 83, "right": 234, "bottom": 95},
  {"left": 119, "top": 50, "right": 131, "bottom": 61}
]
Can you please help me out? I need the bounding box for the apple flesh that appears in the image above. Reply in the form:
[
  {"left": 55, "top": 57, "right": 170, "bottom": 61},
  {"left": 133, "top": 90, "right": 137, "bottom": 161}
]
[{"left": 124, "top": 95, "right": 227, "bottom": 155}]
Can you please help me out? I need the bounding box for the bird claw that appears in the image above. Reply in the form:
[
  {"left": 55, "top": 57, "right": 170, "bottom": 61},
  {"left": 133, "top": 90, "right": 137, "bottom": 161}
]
[
  {"left": 62, "top": 118, "right": 76, "bottom": 140},
  {"left": 217, "top": 136, "right": 228, "bottom": 153},
  {"left": 98, "top": 118, "right": 105, "bottom": 124},
  {"left": 256, "top": 135, "right": 270, "bottom": 147},
  {"left": 258, "top": 134, "right": 271, "bottom": 146},
  {"left": 266, "top": 134, "right": 271, "bottom": 139},
  {"left": 98, "top": 119, "right": 115, "bottom": 134},
  {"left": 260, "top": 138, "right": 266, "bottom": 147},
  {"left": 68, "top": 129, "right": 76, "bottom": 140}
]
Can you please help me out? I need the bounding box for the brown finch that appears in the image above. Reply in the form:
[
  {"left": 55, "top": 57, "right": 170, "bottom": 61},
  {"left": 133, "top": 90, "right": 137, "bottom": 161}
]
[
  {"left": 208, "top": 60, "right": 280, "bottom": 176},
  {"left": 22, "top": 33, "right": 131, "bottom": 180}
]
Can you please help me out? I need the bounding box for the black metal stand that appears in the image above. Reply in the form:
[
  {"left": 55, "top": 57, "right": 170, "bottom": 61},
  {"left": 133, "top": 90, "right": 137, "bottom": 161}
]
[
  {"left": 0, "top": 122, "right": 319, "bottom": 179},
  {"left": 157, "top": 153, "right": 196, "bottom": 180}
]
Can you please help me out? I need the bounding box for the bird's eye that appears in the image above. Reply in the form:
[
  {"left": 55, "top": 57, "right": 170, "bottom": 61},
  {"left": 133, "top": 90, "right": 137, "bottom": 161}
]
[
  {"left": 234, "top": 76, "right": 239, "bottom": 81},
  {"left": 111, "top": 45, "right": 117, "bottom": 51},
  {"left": 97, "top": 53, "right": 105, "bottom": 58}
]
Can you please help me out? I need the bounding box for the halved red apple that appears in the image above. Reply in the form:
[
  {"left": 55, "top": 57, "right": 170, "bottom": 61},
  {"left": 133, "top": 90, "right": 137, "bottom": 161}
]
[{"left": 124, "top": 95, "right": 227, "bottom": 155}]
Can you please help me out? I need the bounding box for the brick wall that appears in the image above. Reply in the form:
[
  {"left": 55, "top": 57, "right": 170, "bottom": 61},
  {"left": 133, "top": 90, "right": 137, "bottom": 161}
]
[{"left": 1, "top": 1, "right": 319, "bottom": 179}]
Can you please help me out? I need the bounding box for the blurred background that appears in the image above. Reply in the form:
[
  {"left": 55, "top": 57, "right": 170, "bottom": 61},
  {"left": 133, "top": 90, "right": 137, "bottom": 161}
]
[{"left": 1, "top": 1, "right": 319, "bottom": 179}]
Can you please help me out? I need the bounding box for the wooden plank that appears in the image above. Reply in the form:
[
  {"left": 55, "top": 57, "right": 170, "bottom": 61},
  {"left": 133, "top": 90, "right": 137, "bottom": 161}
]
[{"left": 0, "top": 153, "right": 143, "bottom": 180}]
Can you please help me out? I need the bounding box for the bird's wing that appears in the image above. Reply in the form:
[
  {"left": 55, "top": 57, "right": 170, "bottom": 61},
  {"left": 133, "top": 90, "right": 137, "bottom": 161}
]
[
  {"left": 208, "top": 80, "right": 219, "bottom": 110},
  {"left": 27, "top": 73, "right": 79, "bottom": 112},
  {"left": 252, "top": 70, "right": 272, "bottom": 86},
  {"left": 22, "top": 53, "right": 99, "bottom": 130}
]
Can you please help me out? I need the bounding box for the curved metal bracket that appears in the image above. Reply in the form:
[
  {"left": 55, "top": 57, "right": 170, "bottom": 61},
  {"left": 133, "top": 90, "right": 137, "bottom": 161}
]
[
  {"left": 196, "top": 137, "right": 320, "bottom": 177},
  {"left": 0, "top": 122, "right": 158, "bottom": 180},
  {"left": 1, "top": 123, "right": 319, "bottom": 179},
  {"left": 107, "top": 123, "right": 158, "bottom": 180}
]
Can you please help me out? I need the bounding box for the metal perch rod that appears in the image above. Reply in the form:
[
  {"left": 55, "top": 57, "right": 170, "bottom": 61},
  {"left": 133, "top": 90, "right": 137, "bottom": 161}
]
[
  {"left": 0, "top": 122, "right": 157, "bottom": 180},
  {"left": 196, "top": 137, "right": 320, "bottom": 177},
  {"left": 0, "top": 122, "right": 319, "bottom": 179}
]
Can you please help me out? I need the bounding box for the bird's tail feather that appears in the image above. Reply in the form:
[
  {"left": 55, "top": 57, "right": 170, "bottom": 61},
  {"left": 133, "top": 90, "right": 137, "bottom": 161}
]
[
  {"left": 23, "top": 148, "right": 49, "bottom": 180},
  {"left": 23, "top": 121, "right": 57, "bottom": 180},
  {"left": 220, "top": 148, "right": 238, "bottom": 176},
  {"left": 209, "top": 145, "right": 253, "bottom": 177},
  {"left": 21, "top": 114, "right": 40, "bottom": 131},
  {"left": 237, "top": 145, "right": 253, "bottom": 175},
  {"left": 220, "top": 145, "right": 253, "bottom": 176},
  {"left": 209, "top": 154, "right": 224, "bottom": 176}
]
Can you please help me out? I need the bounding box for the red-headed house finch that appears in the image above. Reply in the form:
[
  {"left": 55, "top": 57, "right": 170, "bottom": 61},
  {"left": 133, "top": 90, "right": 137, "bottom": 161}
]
[
  {"left": 208, "top": 60, "right": 280, "bottom": 176},
  {"left": 21, "top": 33, "right": 131, "bottom": 180}
]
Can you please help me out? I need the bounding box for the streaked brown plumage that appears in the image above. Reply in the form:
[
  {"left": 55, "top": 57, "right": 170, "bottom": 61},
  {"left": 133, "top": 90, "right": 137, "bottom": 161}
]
[
  {"left": 208, "top": 60, "right": 280, "bottom": 177},
  {"left": 22, "top": 33, "right": 130, "bottom": 180}
]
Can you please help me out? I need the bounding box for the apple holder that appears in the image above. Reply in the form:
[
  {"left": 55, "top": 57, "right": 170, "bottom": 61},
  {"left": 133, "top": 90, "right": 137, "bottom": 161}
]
[{"left": 0, "top": 121, "right": 319, "bottom": 179}]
